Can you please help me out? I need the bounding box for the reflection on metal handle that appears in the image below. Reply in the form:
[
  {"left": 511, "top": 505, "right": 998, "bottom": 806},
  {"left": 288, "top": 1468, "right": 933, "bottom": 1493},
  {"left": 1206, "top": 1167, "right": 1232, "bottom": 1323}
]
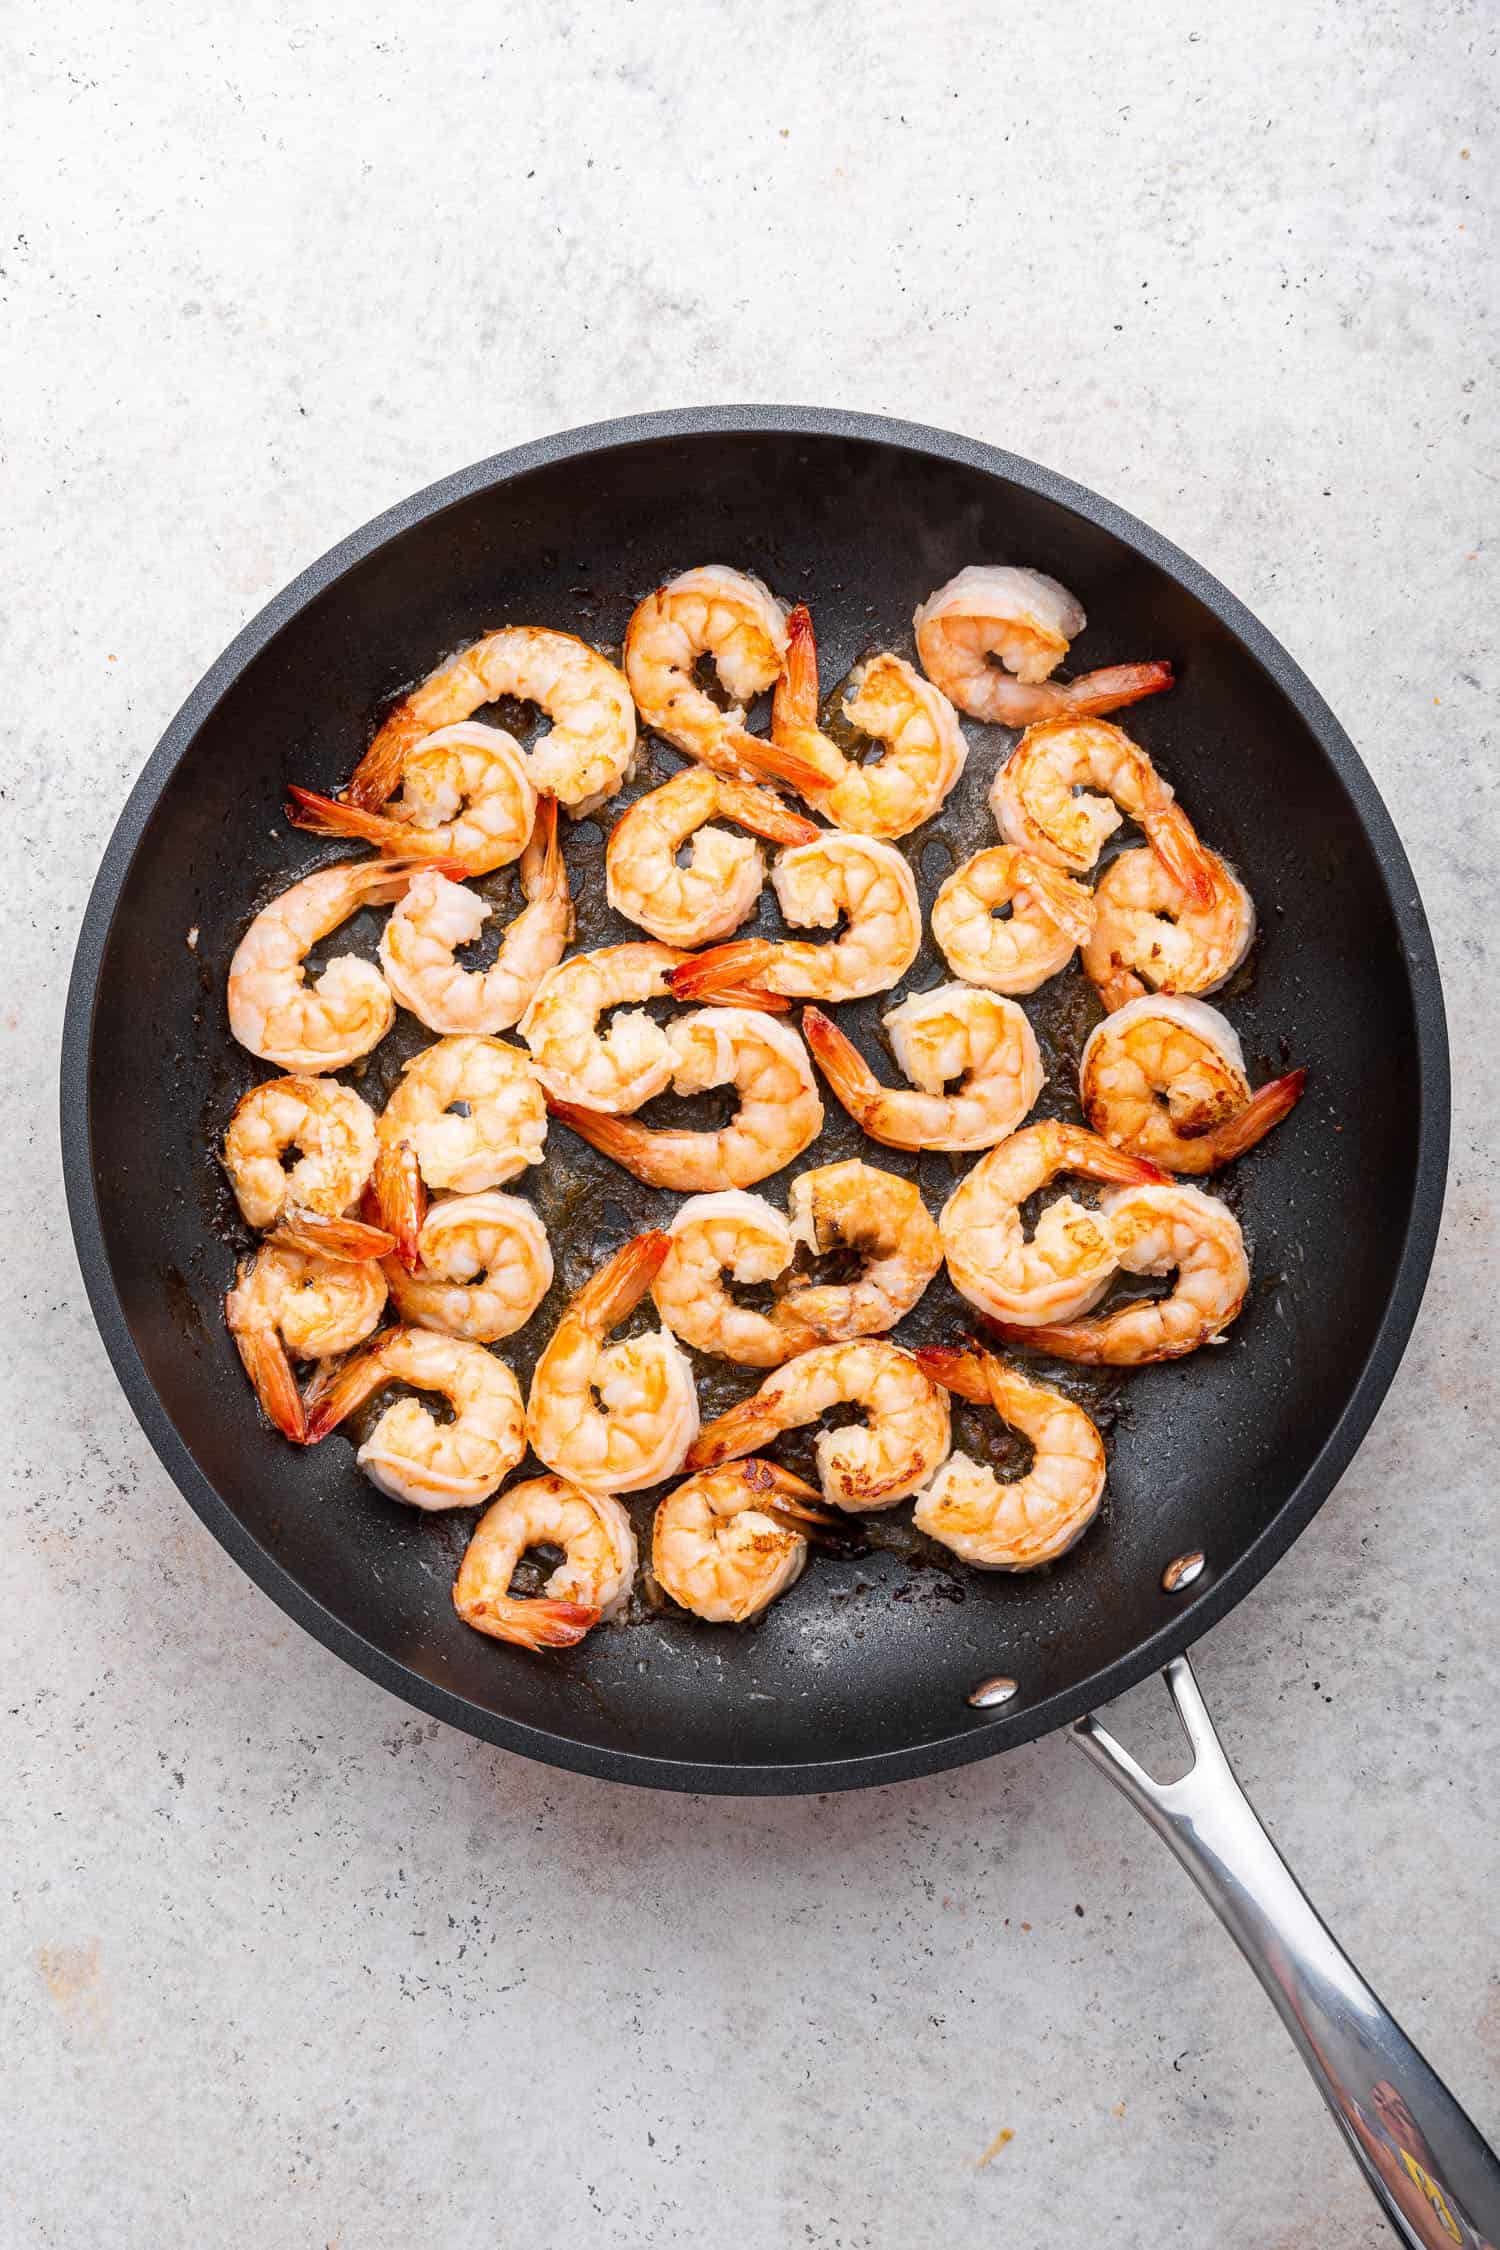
[{"left": 1073, "top": 1655, "right": 1500, "bottom": 2248}]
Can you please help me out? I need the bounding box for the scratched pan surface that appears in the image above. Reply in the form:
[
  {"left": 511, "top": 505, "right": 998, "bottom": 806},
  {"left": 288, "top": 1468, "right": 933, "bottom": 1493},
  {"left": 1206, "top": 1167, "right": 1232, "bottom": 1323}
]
[{"left": 62, "top": 408, "right": 1448, "bottom": 1792}]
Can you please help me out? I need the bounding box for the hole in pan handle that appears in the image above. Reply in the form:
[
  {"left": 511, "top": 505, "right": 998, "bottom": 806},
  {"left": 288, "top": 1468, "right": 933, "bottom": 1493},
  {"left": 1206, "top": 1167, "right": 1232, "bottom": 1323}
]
[{"left": 1073, "top": 1654, "right": 1500, "bottom": 2249}]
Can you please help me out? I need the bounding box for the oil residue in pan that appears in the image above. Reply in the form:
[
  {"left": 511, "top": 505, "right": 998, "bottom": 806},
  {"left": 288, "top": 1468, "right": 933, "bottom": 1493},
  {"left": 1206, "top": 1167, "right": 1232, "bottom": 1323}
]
[{"left": 193, "top": 628, "right": 1261, "bottom": 1654}]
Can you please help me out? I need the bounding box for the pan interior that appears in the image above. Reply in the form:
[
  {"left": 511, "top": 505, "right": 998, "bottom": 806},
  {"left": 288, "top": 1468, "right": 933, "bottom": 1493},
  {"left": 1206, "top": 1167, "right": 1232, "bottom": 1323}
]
[{"left": 79, "top": 427, "right": 1427, "bottom": 1783}]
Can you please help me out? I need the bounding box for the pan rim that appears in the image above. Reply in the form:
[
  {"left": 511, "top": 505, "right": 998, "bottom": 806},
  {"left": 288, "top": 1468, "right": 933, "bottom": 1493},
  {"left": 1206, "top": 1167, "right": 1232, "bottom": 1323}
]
[{"left": 60, "top": 403, "right": 1451, "bottom": 1794}]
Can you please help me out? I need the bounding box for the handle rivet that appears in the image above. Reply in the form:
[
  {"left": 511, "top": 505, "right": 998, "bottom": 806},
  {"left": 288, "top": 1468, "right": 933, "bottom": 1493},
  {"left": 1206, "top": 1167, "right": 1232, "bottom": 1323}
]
[
  {"left": 1163, "top": 1551, "right": 1205, "bottom": 1593},
  {"left": 967, "top": 1675, "right": 1018, "bottom": 1709}
]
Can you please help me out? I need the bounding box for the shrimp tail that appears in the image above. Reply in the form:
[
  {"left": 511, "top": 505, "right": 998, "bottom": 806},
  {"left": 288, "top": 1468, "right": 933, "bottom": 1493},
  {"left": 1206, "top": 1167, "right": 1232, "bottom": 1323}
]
[
  {"left": 1058, "top": 660, "right": 1175, "bottom": 717},
  {"left": 285, "top": 786, "right": 410, "bottom": 851},
  {"left": 1050, "top": 1123, "right": 1168, "bottom": 1187},
  {"left": 983, "top": 1315, "right": 1105, "bottom": 1364},
  {"left": 910, "top": 1345, "right": 990, "bottom": 1406},
  {"left": 1206, "top": 1068, "right": 1307, "bottom": 1165},
  {"left": 669, "top": 942, "right": 791, "bottom": 1012},
  {"left": 269, "top": 1207, "right": 397, "bottom": 1262},
  {"left": 774, "top": 604, "right": 820, "bottom": 733},
  {"left": 231, "top": 1321, "right": 309, "bottom": 1443},
  {"left": 685, "top": 1399, "right": 781, "bottom": 1473},
  {"left": 981, "top": 662, "right": 1175, "bottom": 728},
  {"left": 345, "top": 712, "right": 427, "bottom": 811},
  {"left": 800, "top": 1007, "right": 882, "bottom": 1120},
  {"left": 1142, "top": 801, "right": 1217, "bottom": 909},
  {"left": 730, "top": 732, "right": 835, "bottom": 798},
  {"left": 546, "top": 1098, "right": 653, "bottom": 1169},
  {"left": 713, "top": 779, "right": 822, "bottom": 847},
  {"left": 572, "top": 1231, "right": 673, "bottom": 1331},
  {"left": 374, "top": 1140, "right": 427, "bottom": 1271},
  {"left": 1024, "top": 855, "right": 1097, "bottom": 946},
  {"left": 521, "top": 795, "right": 569, "bottom": 904},
  {"left": 456, "top": 1592, "right": 599, "bottom": 1650},
  {"left": 303, "top": 1331, "right": 395, "bottom": 1442}
]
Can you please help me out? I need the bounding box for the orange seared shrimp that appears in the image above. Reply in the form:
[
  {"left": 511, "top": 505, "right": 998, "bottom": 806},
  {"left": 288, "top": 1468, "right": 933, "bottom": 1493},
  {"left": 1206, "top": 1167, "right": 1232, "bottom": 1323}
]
[
  {"left": 912, "top": 1347, "right": 1106, "bottom": 1570},
  {"left": 1080, "top": 995, "right": 1304, "bottom": 1172},
  {"left": 768, "top": 605, "right": 968, "bottom": 839},
  {"left": 454, "top": 1475, "right": 637, "bottom": 1652},
  {"left": 913, "top": 566, "right": 1173, "bottom": 726},
  {"left": 991, "top": 719, "right": 1214, "bottom": 905}
]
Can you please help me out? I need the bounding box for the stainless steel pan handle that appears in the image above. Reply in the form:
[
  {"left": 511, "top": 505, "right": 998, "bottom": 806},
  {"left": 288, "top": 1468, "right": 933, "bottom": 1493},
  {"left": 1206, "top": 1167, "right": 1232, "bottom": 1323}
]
[{"left": 1074, "top": 1654, "right": 1500, "bottom": 2247}]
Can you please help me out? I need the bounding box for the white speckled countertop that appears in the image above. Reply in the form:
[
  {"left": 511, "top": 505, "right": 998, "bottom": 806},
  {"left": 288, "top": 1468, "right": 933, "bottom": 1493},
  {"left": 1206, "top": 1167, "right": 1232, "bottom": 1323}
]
[{"left": 7, "top": 4, "right": 1496, "bottom": 2243}]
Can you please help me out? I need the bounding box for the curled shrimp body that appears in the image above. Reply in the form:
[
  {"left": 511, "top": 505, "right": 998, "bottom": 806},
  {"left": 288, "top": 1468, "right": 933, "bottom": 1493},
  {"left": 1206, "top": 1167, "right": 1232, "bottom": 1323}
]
[
  {"left": 914, "top": 566, "right": 1173, "bottom": 726},
  {"left": 227, "top": 857, "right": 435, "bottom": 1072},
  {"left": 374, "top": 1035, "right": 546, "bottom": 1261},
  {"left": 993, "top": 1182, "right": 1250, "bottom": 1365},
  {"left": 527, "top": 1233, "right": 699, "bottom": 1495},
  {"left": 623, "top": 566, "right": 800, "bottom": 783},
  {"left": 653, "top": 1461, "right": 834, "bottom": 1624},
  {"left": 454, "top": 1476, "right": 637, "bottom": 1652},
  {"left": 769, "top": 606, "right": 968, "bottom": 839},
  {"left": 604, "top": 768, "right": 818, "bottom": 947},
  {"left": 687, "top": 1339, "right": 951, "bottom": 1513},
  {"left": 379, "top": 803, "right": 572, "bottom": 1034},
  {"left": 384, "top": 1192, "right": 553, "bottom": 1343},
  {"left": 1080, "top": 995, "right": 1305, "bottom": 1173},
  {"left": 1082, "top": 845, "right": 1255, "bottom": 1014},
  {"left": 651, "top": 1163, "right": 941, "bottom": 1367},
  {"left": 939, "top": 1120, "right": 1164, "bottom": 1326},
  {"left": 287, "top": 723, "right": 537, "bottom": 877},
  {"left": 226, "top": 1244, "right": 387, "bottom": 1442},
  {"left": 343, "top": 631, "right": 637, "bottom": 817},
  {"left": 670, "top": 834, "right": 922, "bottom": 1006},
  {"left": 912, "top": 1347, "right": 1106, "bottom": 1570},
  {"left": 222, "top": 1075, "right": 378, "bottom": 1232},
  {"left": 991, "top": 719, "right": 1213, "bottom": 903},
  {"left": 547, "top": 1008, "right": 823, "bottom": 1193},
  {"left": 518, "top": 941, "right": 686, "bottom": 1112},
  {"left": 930, "top": 845, "right": 1095, "bottom": 994},
  {"left": 306, "top": 1324, "right": 526, "bottom": 1507},
  {"left": 803, "top": 987, "right": 1043, "bottom": 1154}
]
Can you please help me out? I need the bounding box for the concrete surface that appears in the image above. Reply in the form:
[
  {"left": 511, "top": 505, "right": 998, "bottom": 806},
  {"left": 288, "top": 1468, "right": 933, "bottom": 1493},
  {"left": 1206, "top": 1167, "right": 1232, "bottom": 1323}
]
[{"left": 5, "top": 2, "right": 1497, "bottom": 2244}]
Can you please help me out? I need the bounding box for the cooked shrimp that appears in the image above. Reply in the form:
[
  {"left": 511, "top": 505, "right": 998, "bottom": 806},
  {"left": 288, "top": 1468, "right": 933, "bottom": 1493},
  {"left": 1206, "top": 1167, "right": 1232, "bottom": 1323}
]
[
  {"left": 526, "top": 1232, "right": 699, "bottom": 1495},
  {"left": 227, "top": 856, "right": 443, "bottom": 1072},
  {"left": 912, "top": 1347, "right": 1105, "bottom": 1570},
  {"left": 286, "top": 722, "right": 537, "bottom": 877},
  {"left": 547, "top": 1008, "right": 823, "bottom": 1192},
  {"left": 604, "top": 768, "right": 818, "bottom": 947},
  {"left": 686, "top": 1339, "right": 951, "bottom": 1512},
  {"left": 305, "top": 1324, "right": 526, "bottom": 1506},
  {"left": 454, "top": 1476, "right": 636, "bottom": 1651},
  {"left": 384, "top": 1191, "right": 552, "bottom": 1343},
  {"left": 374, "top": 1034, "right": 546, "bottom": 1263},
  {"left": 651, "top": 1164, "right": 940, "bottom": 1367},
  {"left": 991, "top": 718, "right": 1213, "bottom": 903},
  {"left": 768, "top": 606, "right": 967, "bottom": 839},
  {"left": 225, "top": 1243, "right": 387, "bottom": 1441},
  {"left": 653, "top": 1460, "right": 834, "bottom": 1624},
  {"left": 517, "top": 941, "right": 686, "bottom": 1112},
  {"left": 222, "top": 1074, "right": 378, "bottom": 1231},
  {"left": 991, "top": 1181, "right": 1249, "bottom": 1364},
  {"left": 939, "top": 1120, "right": 1165, "bottom": 1326},
  {"left": 914, "top": 565, "right": 1173, "bottom": 726},
  {"left": 803, "top": 986, "right": 1044, "bottom": 1154},
  {"left": 624, "top": 566, "right": 813, "bottom": 785},
  {"left": 930, "top": 845, "right": 1095, "bottom": 994},
  {"left": 779, "top": 1160, "right": 941, "bottom": 1341},
  {"left": 378, "top": 801, "right": 572, "bottom": 1034},
  {"left": 1080, "top": 995, "right": 1305, "bottom": 1172},
  {"left": 343, "top": 630, "right": 637, "bottom": 816},
  {"left": 670, "top": 834, "right": 921, "bottom": 1006},
  {"left": 1081, "top": 845, "right": 1255, "bottom": 1014}
]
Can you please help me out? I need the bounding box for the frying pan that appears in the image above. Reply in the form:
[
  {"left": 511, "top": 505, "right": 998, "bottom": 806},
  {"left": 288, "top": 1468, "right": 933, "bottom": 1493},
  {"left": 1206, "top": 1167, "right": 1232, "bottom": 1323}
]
[{"left": 61, "top": 407, "right": 1495, "bottom": 2242}]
